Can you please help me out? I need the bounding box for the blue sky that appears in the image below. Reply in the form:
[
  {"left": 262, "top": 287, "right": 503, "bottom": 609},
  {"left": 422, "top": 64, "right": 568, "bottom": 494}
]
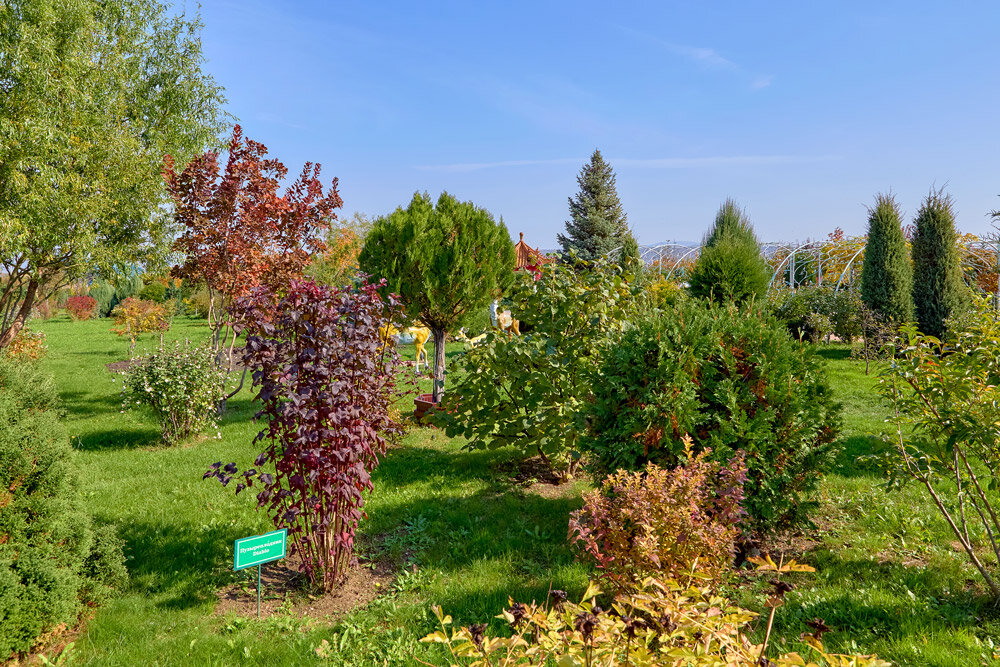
[{"left": 190, "top": 1, "right": 1000, "bottom": 246}]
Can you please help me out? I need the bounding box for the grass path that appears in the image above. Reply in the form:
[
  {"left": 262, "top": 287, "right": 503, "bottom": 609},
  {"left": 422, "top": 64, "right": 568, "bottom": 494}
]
[{"left": 34, "top": 317, "right": 1000, "bottom": 666}]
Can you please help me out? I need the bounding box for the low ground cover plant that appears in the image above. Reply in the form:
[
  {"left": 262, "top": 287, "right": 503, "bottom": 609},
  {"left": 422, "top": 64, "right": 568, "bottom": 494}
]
[
  {"left": 0, "top": 358, "right": 127, "bottom": 659},
  {"left": 65, "top": 295, "right": 97, "bottom": 321},
  {"left": 436, "top": 256, "right": 644, "bottom": 480},
  {"left": 121, "top": 342, "right": 225, "bottom": 445},
  {"left": 583, "top": 301, "right": 841, "bottom": 537},
  {"left": 879, "top": 297, "right": 1000, "bottom": 599},
  {"left": 569, "top": 442, "right": 746, "bottom": 592},
  {"left": 422, "top": 571, "right": 890, "bottom": 666},
  {"left": 206, "top": 278, "right": 404, "bottom": 591}
]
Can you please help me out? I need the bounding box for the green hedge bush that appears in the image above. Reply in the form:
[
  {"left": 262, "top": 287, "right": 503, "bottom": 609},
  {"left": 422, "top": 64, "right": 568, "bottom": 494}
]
[
  {"left": 769, "top": 286, "right": 863, "bottom": 343},
  {"left": 0, "top": 358, "right": 127, "bottom": 658},
  {"left": 581, "top": 302, "right": 842, "bottom": 536}
]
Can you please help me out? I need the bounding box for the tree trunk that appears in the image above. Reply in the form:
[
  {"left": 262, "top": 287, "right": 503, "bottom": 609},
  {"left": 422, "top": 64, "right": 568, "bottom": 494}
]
[
  {"left": 432, "top": 327, "right": 446, "bottom": 403},
  {"left": 0, "top": 278, "right": 38, "bottom": 349}
]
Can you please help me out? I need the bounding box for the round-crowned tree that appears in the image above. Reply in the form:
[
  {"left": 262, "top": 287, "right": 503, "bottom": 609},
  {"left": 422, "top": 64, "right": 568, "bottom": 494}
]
[
  {"left": 911, "top": 189, "right": 969, "bottom": 338},
  {"left": 359, "top": 192, "right": 516, "bottom": 401},
  {"left": 860, "top": 193, "right": 912, "bottom": 324},
  {"left": 688, "top": 200, "right": 770, "bottom": 305}
]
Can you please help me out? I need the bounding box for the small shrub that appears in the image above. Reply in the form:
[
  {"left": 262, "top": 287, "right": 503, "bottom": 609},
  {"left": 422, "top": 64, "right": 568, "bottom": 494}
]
[
  {"left": 569, "top": 443, "right": 746, "bottom": 592},
  {"left": 423, "top": 575, "right": 890, "bottom": 666},
  {"left": 582, "top": 302, "right": 842, "bottom": 536},
  {"left": 770, "top": 286, "right": 863, "bottom": 343},
  {"left": 65, "top": 295, "right": 97, "bottom": 321},
  {"left": 436, "top": 256, "right": 644, "bottom": 480},
  {"left": 121, "top": 342, "right": 225, "bottom": 445},
  {"left": 206, "top": 278, "right": 405, "bottom": 591},
  {"left": 111, "top": 297, "right": 170, "bottom": 355},
  {"left": 0, "top": 358, "right": 127, "bottom": 658},
  {"left": 4, "top": 329, "right": 46, "bottom": 362}
]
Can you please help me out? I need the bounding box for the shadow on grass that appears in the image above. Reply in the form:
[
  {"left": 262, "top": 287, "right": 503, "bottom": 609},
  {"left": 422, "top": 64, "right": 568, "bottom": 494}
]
[
  {"left": 814, "top": 346, "right": 852, "bottom": 361},
  {"left": 59, "top": 390, "right": 122, "bottom": 418},
  {"left": 74, "top": 427, "right": 163, "bottom": 451},
  {"left": 118, "top": 520, "right": 233, "bottom": 610},
  {"left": 764, "top": 551, "right": 998, "bottom": 652},
  {"left": 832, "top": 435, "right": 891, "bottom": 477}
]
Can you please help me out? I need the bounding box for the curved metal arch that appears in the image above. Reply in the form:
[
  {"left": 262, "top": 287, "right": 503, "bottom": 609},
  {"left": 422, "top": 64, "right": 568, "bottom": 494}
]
[
  {"left": 767, "top": 241, "right": 822, "bottom": 288},
  {"left": 835, "top": 246, "right": 867, "bottom": 292}
]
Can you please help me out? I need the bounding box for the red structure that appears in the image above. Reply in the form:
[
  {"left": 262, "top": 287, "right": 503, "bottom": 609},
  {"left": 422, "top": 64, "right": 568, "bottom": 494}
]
[{"left": 514, "top": 232, "right": 553, "bottom": 270}]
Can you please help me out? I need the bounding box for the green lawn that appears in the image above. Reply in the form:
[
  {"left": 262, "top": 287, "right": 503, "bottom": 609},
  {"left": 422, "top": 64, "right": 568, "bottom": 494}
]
[{"left": 31, "top": 316, "right": 1000, "bottom": 666}]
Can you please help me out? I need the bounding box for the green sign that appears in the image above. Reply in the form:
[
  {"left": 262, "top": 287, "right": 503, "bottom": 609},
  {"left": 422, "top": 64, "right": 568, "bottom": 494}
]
[{"left": 234, "top": 529, "right": 287, "bottom": 571}]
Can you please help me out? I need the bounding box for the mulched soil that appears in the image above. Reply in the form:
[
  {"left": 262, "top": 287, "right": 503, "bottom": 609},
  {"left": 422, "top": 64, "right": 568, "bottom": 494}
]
[
  {"left": 496, "top": 456, "right": 585, "bottom": 499},
  {"left": 215, "top": 555, "right": 395, "bottom": 620}
]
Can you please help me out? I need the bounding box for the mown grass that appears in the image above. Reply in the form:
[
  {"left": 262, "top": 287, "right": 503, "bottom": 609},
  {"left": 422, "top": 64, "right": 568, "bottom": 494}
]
[{"left": 31, "top": 316, "right": 1000, "bottom": 666}]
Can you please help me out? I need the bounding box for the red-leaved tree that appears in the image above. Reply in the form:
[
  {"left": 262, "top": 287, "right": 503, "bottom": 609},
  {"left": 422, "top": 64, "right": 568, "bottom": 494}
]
[
  {"left": 205, "top": 278, "right": 404, "bottom": 590},
  {"left": 163, "top": 125, "right": 342, "bottom": 361}
]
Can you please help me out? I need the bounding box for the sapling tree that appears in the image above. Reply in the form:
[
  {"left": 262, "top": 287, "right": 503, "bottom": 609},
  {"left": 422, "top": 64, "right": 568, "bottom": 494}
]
[
  {"left": 879, "top": 298, "right": 1000, "bottom": 599},
  {"left": 205, "top": 278, "right": 404, "bottom": 590},
  {"left": 164, "top": 125, "right": 342, "bottom": 364},
  {"left": 359, "top": 192, "right": 516, "bottom": 402},
  {"left": 688, "top": 200, "right": 770, "bottom": 305}
]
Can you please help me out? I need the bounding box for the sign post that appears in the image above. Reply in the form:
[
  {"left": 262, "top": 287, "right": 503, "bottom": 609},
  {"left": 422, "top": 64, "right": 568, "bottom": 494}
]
[{"left": 234, "top": 528, "right": 287, "bottom": 617}]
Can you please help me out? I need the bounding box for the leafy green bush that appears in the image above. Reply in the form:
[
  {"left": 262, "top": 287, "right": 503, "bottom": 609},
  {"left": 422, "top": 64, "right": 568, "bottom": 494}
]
[
  {"left": 121, "top": 342, "right": 225, "bottom": 445},
  {"left": 569, "top": 444, "right": 746, "bottom": 592},
  {"left": 688, "top": 200, "right": 770, "bottom": 305},
  {"left": 436, "top": 256, "right": 644, "bottom": 479},
  {"left": 581, "top": 302, "right": 842, "bottom": 536},
  {"left": 0, "top": 358, "right": 127, "bottom": 658},
  {"left": 770, "top": 286, "right": 863, "bottom": 343},
  {"left": 138, "top": 280, "right": 168, "bottom": 303}
]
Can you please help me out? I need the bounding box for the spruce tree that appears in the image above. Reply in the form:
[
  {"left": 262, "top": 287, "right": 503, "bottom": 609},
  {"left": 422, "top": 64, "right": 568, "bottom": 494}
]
[
  {"left": 558, "top": 150, "right": 638, "bottom": 262},
  {"left": 688, "top": 200, "right": 770, "bottom": 305},
  {"left": 859, "top": 193, "right": 913, "bottom": 323},
  {"left": 911, "top": 189, "right": 969, "bottom": 338}
]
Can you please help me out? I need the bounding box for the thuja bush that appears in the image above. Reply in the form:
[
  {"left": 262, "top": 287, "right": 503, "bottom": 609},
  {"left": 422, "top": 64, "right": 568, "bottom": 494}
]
[
  {"left": 65, "top": 295, "right": 97, "bottom": 321},
  {"left": 569, "top": 442, "right": 746, "bottom": 592},
  {"left": 878, "top": 297, "right": 1000, "bottom": 599},
  {"left": 0, "top": 358, "right": 127, "bottom": 658},
  {"left": 206, "top": 278, "right": 404, "bottom": 591},
  {"left": 436, "top": 255, "right": 644, "bottom": 480},
  {"left": 423, "top": 574, "right": 890, "bottom": 666},
  {"left": 582, "top": 301, "right": 841, "bottom": 536},
  {"left": 121, "top": 342, "right": 225, "bottom": 445}
]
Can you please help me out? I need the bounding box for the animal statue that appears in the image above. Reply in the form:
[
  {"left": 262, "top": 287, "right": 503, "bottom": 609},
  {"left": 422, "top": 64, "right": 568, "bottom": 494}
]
[
  {"left": 380, "top": 323, "right": 431, "bottom": 374},
  {"left": 455, "top": 327, "right": 488, "bottom": 347},
  {"left": 495, "top": 309, "right": 520, "bottom": 335}
]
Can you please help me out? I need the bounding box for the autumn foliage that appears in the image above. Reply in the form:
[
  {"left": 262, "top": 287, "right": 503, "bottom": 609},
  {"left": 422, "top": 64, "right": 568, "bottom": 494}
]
[
  {"left": 65, "top": 295, "right": 97, "bottom": 321},
  {"left": 111, "top": 297, "right": 170, "bottom": 355},
  {"left": 163, "top": 125, "right": 342, "bottom": 351}
]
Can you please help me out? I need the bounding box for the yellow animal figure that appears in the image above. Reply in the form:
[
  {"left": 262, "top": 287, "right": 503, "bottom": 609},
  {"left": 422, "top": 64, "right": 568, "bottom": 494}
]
[
  {"left": 381, "top": 324, "right": 431, "bottom": 373},
  {"left": 495, "top": 310, "right": 520, "bottom": 335},
  {"left": 455, "top": 328, "right": 487, "bottom": 347}
]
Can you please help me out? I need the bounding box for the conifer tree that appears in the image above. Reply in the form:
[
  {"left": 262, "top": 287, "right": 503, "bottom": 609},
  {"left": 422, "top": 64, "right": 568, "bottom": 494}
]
[
  {"left": 359, "top": 192, "right": 516, "bottom": 402},
  {"left": 859, "top": 193, "right": 912, "bottom": 323},
  {"left": 688, "top": 200, "right": 770, "bottom": 305},
  {"left": 558, "top": 150, "right": 639, "bottom": 262},
  {"left": 911, "top": 189, "right": 969, "bottom": 338}
]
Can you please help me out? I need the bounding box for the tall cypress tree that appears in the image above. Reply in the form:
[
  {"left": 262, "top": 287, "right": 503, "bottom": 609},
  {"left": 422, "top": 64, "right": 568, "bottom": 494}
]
[
  {"left": 911, "top": 189, "right": 969, "bottom": 338},
  {"left": 558, "top": 150, "right": 639, "bottom": 262},
  {"left": 688, "top": 200, "right": 770, "bottom": 305},
  {"left": 859, "top": 193, "right": 913, "bottom": 323}
]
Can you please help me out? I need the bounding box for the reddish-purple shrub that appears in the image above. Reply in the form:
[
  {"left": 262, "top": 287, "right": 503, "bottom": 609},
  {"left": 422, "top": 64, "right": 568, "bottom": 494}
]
[
  {"left": 65, "top": 295, "right": 97, "bottom": 321},
  {"left": 569, "top": 440, "right": 747, "bottom": 592},
  {"left": 206, "top": 278, "right": 404, "bottom": 590}
]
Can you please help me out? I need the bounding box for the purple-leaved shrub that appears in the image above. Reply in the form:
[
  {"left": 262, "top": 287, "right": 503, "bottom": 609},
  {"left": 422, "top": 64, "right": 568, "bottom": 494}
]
[{"left": 206, "top": 278, "right": 404, "bottom": 590}]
